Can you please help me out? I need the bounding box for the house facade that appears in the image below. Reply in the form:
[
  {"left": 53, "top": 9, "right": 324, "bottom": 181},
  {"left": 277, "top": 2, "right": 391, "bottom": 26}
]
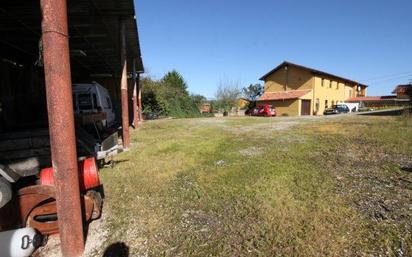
[{"left": 257, "top": 61, "right": 368, "bottom": 116}]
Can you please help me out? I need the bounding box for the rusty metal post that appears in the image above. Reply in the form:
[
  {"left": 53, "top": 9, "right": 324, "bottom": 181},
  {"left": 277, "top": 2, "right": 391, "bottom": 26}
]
[
  {"left": 132, "top": 59, "right": 139, "bottom": 128},
  {"left": 40, "top": 0, "right": 84, "bottom": 256},
  {"left": 138, "top": 73, "right": 143, "bottom": 121},
  {"left": 120, "top": 19, "right": 130, "bottom": 148},
  {"left": 133, "top": 81, "right": 138, "bottom": 127}
]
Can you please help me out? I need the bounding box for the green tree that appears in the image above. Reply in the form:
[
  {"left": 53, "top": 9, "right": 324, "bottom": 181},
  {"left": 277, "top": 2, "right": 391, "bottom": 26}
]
[
  {"left": 141, "top": 76, "right": 169, "bottom": 115},
  {"left": 242, "top": 83, "right": 263, "bottom": 101},
  {"left": 190, "top": 94, "right": 207, "bottom": 109},
  {"left": 141, "top": 71, "right": 205, "bottom": 118},
  {"left": 161, "top": 70, "right": 188, "bottom": 95}
]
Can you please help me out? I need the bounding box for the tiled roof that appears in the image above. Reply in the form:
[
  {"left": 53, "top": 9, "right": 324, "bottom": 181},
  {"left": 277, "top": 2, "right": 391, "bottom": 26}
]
[
  {"left": 258, "top": 90, "right": 312, "bottom": 101},
  {"left": 259, "top": 61, "right": 368, "bottom": 87},
  {"left": 346, "top": 96, "right": 396, "bottom": 102}
]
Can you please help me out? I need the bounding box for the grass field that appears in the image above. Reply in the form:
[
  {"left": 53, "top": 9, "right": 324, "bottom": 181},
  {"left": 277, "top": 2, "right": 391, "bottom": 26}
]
[{"left": 92, "top": 115, "right": 412, "bottom": 257}]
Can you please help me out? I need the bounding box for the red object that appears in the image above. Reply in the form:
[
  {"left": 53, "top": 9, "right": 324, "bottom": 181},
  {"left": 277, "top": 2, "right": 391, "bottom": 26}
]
[
  {"left": 40, "top": 157, "right": 100, "bottom": 191},
  {"left": 248, "top": 104, "right": 277, "bottom": 117}
]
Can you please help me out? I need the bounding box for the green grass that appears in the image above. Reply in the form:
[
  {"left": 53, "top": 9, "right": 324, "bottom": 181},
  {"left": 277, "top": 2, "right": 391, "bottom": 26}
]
[{"left": 96, "top": 116, "right": 412, "bottom": 256}]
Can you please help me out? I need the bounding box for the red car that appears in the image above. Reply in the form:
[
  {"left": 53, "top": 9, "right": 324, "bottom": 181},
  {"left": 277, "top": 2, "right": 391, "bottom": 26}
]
[{"left": 246, "top": 104, "right": 276, "bottom": 117}]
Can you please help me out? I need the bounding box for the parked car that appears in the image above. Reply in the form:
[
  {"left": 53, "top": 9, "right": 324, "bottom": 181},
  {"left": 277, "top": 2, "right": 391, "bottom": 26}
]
[
  {"left": 247, "top": 104, "right": 276, "bottom": 117},
  {"left": 343, "top": 103, "right": 359, "bottom": 113},
  {"left": 323, "top": 104, "right": 350, "bottom": 115}
]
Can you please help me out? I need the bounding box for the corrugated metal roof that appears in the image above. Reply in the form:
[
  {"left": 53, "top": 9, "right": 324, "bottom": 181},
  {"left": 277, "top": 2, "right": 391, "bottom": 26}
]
[
  {"left": 258, "top": 90, "right": 312, "bottom": 101},
  {"left": 0, "top": 0, "right": 143, "bottom": 78}
]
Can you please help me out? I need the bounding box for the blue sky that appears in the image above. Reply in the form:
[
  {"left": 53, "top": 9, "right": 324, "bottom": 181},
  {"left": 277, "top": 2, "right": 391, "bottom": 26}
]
[{"left": 135, "top": 0, "right": 412, "bottom": 98}]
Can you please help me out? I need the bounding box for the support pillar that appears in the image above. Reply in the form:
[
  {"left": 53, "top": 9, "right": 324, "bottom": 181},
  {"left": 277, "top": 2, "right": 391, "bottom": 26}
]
[
  {"left": 120, "top": 20, "right": 130, "bottom": 148},
  {"left": 138, "top": 73, "right": 143, "bottom": 121},
  {"left": 132, "top": 60, "right": 139, "bottom": 128},
  {"left": 133, "top": 82, "right": 138, "bottom": 127},
  {"left": 40, "top": 0, "right": 84, "bottom": 256}
]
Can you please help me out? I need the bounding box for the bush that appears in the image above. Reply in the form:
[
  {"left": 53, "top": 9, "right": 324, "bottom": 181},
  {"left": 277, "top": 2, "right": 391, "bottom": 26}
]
[{"left": 141, "top": 71, "right": 206, "bottom": 119}]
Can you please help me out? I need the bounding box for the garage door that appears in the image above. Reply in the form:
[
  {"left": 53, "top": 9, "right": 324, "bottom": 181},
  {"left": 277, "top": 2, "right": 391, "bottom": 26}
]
[{"left": 301, "top": 100, "right": 311, "bottom": 116}]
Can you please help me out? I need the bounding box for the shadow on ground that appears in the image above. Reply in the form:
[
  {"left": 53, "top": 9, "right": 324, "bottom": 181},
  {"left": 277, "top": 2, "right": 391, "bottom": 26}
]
[{"left": 102, "top": 242, "right": 129, "bottom": 257}]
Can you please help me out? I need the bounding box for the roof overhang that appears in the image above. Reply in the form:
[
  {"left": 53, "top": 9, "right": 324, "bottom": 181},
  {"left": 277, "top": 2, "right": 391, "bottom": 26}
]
[
  {"left": 257, "top": 89, "right": 312, "bottom": 101},
  {"left": 259, "top": 61, "right": 368, "bottom": 88},
  {"left": 0, "top": 0, "right": 144, "bottom": 79}
]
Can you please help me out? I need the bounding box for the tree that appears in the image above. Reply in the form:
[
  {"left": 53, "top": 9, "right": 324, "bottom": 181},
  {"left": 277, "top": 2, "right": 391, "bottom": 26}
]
[
  {"left": 161, "top": 70, "right": 188, "bottom": 95},
  {"left": 215, "top": 80, "right": 242, "bottom": 112},
  {"left": 141, "top": 76, "right": 169, "bottom": 115},
  {"left": 242, "top": 83, "right": 263, "bottom": 101},
  {"left": 190, "top": 94, "right": 207, "bottom": 109},
  {"left": 141, "top": 71, "right": 205, "bottom": 118}
]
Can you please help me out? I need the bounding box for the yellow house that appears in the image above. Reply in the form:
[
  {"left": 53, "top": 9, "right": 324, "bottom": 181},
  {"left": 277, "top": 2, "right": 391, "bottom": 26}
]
[{"left": 257, "top": 61, "right": 368, "bottom": 116}]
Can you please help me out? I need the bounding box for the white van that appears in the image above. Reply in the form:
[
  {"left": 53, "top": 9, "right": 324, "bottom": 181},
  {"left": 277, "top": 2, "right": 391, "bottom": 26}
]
[{"left": 72, "top": 82, "right": 116, "bottom": 127}]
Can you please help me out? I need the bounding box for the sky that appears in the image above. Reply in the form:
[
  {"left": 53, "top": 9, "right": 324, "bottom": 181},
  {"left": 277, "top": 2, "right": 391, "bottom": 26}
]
[{"left": 135, "top": 0, "right": 412, "bottom": 98}]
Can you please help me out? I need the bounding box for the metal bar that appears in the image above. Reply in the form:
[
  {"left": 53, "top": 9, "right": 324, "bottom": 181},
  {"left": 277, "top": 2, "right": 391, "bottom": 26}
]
[
  {"left": 132, "top": 59, "right": 139, "bottom": 128},
  {"left": 40, "top": 0, "right": 84, "bottom": 256},
  {"left": 120, "top": 19, "right": 130, "bottom": 148}
]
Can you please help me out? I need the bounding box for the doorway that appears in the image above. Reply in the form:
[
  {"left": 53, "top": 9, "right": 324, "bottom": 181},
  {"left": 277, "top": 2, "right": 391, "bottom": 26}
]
[{"left": 301, "top": 100, "right": 311, "bottom": 116}]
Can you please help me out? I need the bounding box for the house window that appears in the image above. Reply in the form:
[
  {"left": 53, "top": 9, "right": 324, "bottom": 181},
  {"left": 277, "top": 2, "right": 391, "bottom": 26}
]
[
  {"left": 336, "top": 82, "right": 339, "bottom": 90},
  {"left": 329, "top": 80, "right": 332, "bottom": 88},
  {"left": 331, "top": 100, "right": 335, "bottom": 106},
  {"left": 321, "top": 78, "right": 324, "bottom": 87},
  {"left": 325, "top": 100, "right": 328, "bottom": 108}
]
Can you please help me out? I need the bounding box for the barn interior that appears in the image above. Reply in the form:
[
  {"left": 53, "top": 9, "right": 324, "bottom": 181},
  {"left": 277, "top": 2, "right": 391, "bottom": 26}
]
[
  {"left": 0, "top": 0, "right": 143, "bottom": 252},
  {"left": 0, "top": 0, "right": 143, "bottom": 167},
  {"left": 0, "top": 0, "right": 143, "bottom": 127}
]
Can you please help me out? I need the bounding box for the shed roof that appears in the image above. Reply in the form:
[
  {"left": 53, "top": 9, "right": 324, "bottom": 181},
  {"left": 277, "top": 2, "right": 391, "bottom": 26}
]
[
  {"left": 392, "top": 84, "right": 412, "bottom": 94},
  {"left": 258, "top": 89, "right": 312, "bottom": 101},
  {"left": 0, "top": 0, "right": 143, "bottom": 78},
  {"left": 259, "top": 61, "right": 367, "bottom": 87}
]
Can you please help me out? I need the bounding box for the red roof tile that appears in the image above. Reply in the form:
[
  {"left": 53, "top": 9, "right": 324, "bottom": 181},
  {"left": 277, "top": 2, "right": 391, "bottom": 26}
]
[{"left": 258, "top": 90, "right": 312, "bottom": 101}]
